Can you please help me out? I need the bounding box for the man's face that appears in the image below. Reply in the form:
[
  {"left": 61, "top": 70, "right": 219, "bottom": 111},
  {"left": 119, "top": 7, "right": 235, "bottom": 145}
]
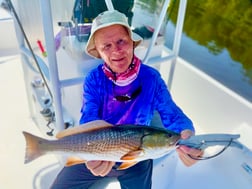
[{"left": 94, "top": 25, "right": 134, "bottom": 73}]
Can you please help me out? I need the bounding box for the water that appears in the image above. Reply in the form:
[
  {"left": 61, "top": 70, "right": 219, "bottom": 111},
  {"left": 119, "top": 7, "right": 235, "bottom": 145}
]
[
  {"left": 165, "top": 21, "right": 252, "bottom": 102},
  {"left": 136, "top": 0, "right": 252, "bottom": 102}
]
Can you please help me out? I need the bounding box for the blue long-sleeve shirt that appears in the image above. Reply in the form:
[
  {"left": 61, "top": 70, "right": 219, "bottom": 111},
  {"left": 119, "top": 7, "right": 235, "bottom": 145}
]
[{"left": 80, "top": 63, "right": 194, "bottom": 134}]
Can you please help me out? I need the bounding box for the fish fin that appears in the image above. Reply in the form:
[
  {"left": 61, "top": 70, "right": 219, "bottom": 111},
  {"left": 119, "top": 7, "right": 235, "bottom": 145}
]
[
  {"left": 65, "top": 157, "right": 87, "bottom": 167},
  {"left": 117, "top": 161, "right": 138, "bottom": 170},
  {"left": 120, "top": 150, "right": 144, "bottom": 160},
  {"left": 22, "top": 131, "right": 46, "bottom": 164},
  {"left": 118, "top": 149, "right": 145, "bottom": 170},
  {"left": 56, "top": 120, "right": 113, "bottom": 139}
]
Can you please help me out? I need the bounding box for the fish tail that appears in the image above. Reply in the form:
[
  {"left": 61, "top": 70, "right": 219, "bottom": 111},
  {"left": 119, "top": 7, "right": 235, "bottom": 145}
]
[{"left": 22, "top": 131, "right": 46, "bottom": 164}]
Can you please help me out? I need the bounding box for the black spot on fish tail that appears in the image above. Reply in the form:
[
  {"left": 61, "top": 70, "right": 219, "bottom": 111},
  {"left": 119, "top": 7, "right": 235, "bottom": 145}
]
[{"left": 22, "top": 131, "right": 47, "bottom": 164}]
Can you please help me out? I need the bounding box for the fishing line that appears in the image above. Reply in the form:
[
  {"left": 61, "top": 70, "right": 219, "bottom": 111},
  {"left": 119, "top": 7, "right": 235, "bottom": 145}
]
[{"left": 5, "top": 0, "right": 53, "bottom": 100}]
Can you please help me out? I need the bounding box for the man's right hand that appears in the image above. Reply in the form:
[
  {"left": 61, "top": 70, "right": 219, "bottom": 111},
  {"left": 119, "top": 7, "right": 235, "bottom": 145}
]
[{"left": 86, "top": 160, "right": 115, "bottom": 177}]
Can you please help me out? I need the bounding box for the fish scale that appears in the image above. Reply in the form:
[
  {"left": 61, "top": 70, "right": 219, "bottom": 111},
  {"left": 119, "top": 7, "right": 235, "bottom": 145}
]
[{"left": 44, "top": 127, "right": 143, "bottom": 155}]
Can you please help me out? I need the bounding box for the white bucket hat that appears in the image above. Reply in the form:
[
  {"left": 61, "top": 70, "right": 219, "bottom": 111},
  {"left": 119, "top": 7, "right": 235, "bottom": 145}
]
[{"left": 85, "top": 10, "right": 142, "bottom": 59}]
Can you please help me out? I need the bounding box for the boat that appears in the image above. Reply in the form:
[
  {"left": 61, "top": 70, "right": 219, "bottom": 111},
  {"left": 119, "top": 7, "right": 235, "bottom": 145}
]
[{"left": 1, "top": 0, "right": 252, "bottom": 188}]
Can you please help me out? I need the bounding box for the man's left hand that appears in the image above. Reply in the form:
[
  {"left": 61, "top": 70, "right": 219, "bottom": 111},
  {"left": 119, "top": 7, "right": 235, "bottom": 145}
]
[{"left": 176, "top": 130, "right": 204, "bottom": 167}]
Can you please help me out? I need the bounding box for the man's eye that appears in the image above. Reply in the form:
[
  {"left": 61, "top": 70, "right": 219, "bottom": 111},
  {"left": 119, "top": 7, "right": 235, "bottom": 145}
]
[
  {"left": 103, "top": 44, "right": 111, "bottom": 50},
  {"left": 117, "top": 39, "right": 125, "bottom": 45}
]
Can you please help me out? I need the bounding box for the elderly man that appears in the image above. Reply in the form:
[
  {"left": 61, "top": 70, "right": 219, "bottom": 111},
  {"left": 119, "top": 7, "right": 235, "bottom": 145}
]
[{"left": 51, "top": 10, "right": 202, "bottom": 189}]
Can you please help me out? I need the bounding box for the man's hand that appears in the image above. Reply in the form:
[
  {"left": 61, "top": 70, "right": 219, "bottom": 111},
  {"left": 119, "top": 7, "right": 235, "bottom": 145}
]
[
  {"left": 86, "top": 161, "right": 115, "bottom": 177},
  {"left": 176, "top": 130, "right": 203, "bottom": 167}
]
